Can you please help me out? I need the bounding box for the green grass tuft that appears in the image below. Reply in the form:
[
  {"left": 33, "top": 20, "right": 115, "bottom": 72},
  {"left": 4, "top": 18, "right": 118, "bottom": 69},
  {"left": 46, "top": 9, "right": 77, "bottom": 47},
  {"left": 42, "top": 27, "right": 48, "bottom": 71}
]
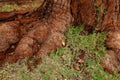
[{"left": 0, "top": 25, "right": 120, "bottom": 80}]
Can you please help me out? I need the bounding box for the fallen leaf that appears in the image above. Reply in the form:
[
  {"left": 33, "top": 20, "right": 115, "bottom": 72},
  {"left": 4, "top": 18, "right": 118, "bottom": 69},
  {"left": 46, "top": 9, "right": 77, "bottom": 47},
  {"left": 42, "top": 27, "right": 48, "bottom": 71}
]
[{"left": 73, "top": 64, "right": 81, "bottom": 71}]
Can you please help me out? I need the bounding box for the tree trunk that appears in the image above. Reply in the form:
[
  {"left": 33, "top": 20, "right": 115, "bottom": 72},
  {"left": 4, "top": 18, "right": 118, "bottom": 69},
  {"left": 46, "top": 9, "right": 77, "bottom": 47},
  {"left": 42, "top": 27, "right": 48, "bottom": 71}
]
[
  {"left": 72, "top": 0, "right": 120, "bottom": 73},
  {"left": 0, "top": 0, "right": 120, "bottom": 73},
  {"left": 0, "top": 0, "right": 72, "bottom": 65}
]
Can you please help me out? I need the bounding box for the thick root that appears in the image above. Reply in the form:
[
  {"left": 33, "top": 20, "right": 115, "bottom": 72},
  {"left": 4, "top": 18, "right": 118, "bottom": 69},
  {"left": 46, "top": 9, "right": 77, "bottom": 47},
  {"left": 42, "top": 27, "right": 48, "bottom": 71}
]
[
  {"left": 101, "top": 50, "right": 120, "bottom": 73},
  {"left": 101, "top": 31, "right": 120, "bottom": 73},
  {"left": 0, "top": 21, "right": 19, "bottom": 52}
]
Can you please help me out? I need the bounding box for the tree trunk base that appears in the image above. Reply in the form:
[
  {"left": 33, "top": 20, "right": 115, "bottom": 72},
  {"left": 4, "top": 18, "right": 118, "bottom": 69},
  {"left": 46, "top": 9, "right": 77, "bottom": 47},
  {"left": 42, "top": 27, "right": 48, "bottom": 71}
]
[
  {"left": 0, "top": 0, "right": 72, "bottom": 69},
  {"left": 0, "top": 0, "right": 120, "bottom": 74}
]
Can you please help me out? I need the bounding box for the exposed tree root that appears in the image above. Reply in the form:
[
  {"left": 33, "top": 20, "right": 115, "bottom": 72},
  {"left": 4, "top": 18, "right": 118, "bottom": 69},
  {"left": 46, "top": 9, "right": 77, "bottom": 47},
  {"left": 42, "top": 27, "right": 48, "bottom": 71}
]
[
  {"left": 0, "top": 0, "right": 120, "bottom": 74},
  {"left": 101, "top": 31, "right": 120, "bottom": 73},
  {"left": 96, "top": 0, "right": 120, "bottom": 73},
  {"left": 0, "top": 0, "right": 72, "bottom": 68}
]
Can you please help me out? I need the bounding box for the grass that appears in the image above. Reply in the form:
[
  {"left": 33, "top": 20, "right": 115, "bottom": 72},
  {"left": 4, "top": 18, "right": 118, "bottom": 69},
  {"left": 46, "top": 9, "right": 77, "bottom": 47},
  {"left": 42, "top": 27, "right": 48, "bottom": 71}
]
[{"left": 0, "top": 25, "right": 120, "bottom": 80}]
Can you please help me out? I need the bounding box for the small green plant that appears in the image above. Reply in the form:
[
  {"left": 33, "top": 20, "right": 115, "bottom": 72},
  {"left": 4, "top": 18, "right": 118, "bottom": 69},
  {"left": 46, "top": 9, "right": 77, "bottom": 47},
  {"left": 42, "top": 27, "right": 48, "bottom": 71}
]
[
  {"left": 0, "top": 0, "right": 43, "bottom": 12},
  {"left": 0, "top": 4, "right": 18, "bottom": 12},
  {"left": 0, "top": 25, "right": 120, "bottom": 80}
]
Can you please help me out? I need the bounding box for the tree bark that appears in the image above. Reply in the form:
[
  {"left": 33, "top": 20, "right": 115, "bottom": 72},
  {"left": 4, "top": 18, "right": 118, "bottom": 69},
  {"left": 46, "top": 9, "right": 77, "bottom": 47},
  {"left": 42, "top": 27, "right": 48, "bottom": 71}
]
[
  {"left": 0, "top": 0, "right": 120, "bottom": 73},
  {"left": 0, "top": 0, "right": 73, "bottom": 65},
  {"left": 72, "top": 0, "right": 120, "bottom": 73}
]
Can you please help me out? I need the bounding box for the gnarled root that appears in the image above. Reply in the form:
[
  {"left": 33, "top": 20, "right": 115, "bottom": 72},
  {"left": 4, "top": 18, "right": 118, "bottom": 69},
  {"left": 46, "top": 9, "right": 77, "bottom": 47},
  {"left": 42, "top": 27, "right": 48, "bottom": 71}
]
[
  {"left": 0, "top": 0, "right": 72, "bottom": 67},
  {"left": 101, "top": 31, "right": 120, "bottom": 73}
]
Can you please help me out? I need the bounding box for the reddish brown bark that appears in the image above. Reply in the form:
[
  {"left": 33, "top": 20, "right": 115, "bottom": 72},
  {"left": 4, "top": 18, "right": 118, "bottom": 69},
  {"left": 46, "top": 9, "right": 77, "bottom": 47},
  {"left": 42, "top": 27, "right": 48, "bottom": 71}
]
[
  {"left": 72, "top": 0, "right": 120, "bottom": 73},
  {"left": 0, "top": 0, "right": 72, "bottom": 65},
  {"left": 0, "top": 0, "right": 120, "bottom": 73},
  {"left": 96, "top": 0, "right": 120, "bottom": 73}
]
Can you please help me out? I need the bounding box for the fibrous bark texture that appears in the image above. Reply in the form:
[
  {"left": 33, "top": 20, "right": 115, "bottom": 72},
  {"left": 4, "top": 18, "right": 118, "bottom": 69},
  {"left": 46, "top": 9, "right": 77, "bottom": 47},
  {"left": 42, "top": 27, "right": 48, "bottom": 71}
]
[
  {"left": 0, "top": 0, "right": 120, "bottom": 73},
  {"left": 96, "top": 0, "right": 120, "bottom": 73},
  {"left": 0, "top": 0, "right": 72, "bottom": 65},
  {"left": 71, "top": 0, "right": 120, "bottom": 73}
]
